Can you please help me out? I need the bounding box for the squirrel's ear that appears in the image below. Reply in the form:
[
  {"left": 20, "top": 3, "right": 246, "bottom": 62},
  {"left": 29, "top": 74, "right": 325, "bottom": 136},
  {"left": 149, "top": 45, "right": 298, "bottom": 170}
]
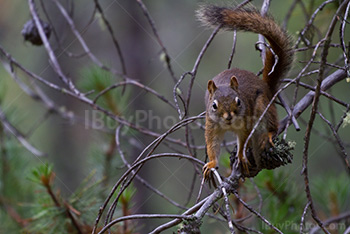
[
  {"left": 208, "top": 80, "right": 217, "bottom": 95},
  {"left": 230, "top": 76, "right": 238, "bottom": 91}
]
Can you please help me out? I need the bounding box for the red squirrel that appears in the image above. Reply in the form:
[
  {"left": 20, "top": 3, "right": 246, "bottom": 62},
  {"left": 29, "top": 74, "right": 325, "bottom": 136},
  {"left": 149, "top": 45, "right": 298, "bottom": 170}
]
[{"left": 197, "top": 5, "right": 294, "bottom": 178}]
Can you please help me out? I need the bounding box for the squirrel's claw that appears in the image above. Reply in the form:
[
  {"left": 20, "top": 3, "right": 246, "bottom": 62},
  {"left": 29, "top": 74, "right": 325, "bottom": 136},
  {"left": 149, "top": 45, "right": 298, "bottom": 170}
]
[
  {"left": 268, "top": 132, "right": 275, "bottom": 147},
  {"left": 202, "top": 160, "right": 217, "bottom": 181},
  {"left": 259, "top": 132, "right": 276, "bottom": 150}
]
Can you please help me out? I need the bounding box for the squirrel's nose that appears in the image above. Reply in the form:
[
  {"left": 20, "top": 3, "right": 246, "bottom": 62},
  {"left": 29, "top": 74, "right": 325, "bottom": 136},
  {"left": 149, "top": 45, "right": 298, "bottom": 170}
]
[{"left": 226, "top": 113, "right": 232, "bottom": 121}]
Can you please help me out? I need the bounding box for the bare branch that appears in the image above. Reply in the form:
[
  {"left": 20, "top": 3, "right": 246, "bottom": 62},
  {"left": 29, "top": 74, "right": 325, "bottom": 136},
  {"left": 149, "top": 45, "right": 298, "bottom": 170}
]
[
  {"left": 300, "top": 202, "right": 310, "bottom": 234},
  {"left": 309, "top": 211, "right": 350, "bottom": 234},
  {"left": 301, "top": 2, "right": 350, "bottom": 233},
  {"left": 115, "top": 126, "right": 187, "bottom": 210},
  {"left": 212, "top": 169, "right": 235, "bottom": 233},
  {"left": 258, "top": 0, "right": 270, "bottom": 63},
  {"left": 340, "top": 2, "right": 350, "bottom": 77},
  {"left": 227, "top": 30, "right": 237, "bottom": 69},
  {"left": 99, "top": 214, "right": 192, "bottom": 234},
  {"left": 53, "top": 0, "right": 122, "bottom": 77},
  {"left": 93, "top": 80, "right": 177, "bottom": 110},
  {"left": 234, "top": 192, "right": 283, "bottom": 234},
  {"left": 317, "top": 111, "right": 350, "bottom": 174},
  {"left": 282, "top": 78, "right": 348, "bottom": 107},
  {"left": 150, "top": 197, "right": 209, "bottom": 234},
  {"left": 135, "top": 0, "right": 177, "bottom": 83},
  {"left": 174, "top": 25, "right": 221, "bottom": 119},
  {"left": 294, "top": 0, "right": 335, "bottom": 48},
  {"left": 279, "top": 69, "right": 347, "bottom": 134},
  {"left": 93, "top": 0, "right": 127, "bottom": 75},
  {"left": 0, "top": 107, "right": 45, "bottom": 157},
  {"left": 28, "top": 0, "right": 80, "bottom": 94}
]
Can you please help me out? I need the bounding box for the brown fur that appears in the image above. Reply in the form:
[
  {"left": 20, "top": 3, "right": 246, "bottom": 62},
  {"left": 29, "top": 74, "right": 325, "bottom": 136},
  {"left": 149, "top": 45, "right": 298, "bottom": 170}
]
[{"left": 198, "top": 6, "right": 294, "bottom": 178}]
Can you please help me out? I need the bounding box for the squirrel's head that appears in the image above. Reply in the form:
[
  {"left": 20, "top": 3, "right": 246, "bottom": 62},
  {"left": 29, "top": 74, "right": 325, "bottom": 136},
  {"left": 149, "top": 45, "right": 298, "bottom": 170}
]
[{"left": 206, "top": 76, "right": 244, "bottom": 127}]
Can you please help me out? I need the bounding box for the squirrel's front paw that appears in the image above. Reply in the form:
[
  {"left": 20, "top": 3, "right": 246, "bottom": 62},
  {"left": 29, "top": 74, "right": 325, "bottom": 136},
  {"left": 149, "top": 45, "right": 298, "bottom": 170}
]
[{"left": 202, "top": 160, "right": 217, "bottom": 180}]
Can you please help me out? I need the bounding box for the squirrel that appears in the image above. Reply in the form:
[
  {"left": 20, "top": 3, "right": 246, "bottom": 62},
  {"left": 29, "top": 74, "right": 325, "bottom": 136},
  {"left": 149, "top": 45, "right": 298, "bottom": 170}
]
[{"left": 197, "top": 5, "right": 294, "bottom": 179}]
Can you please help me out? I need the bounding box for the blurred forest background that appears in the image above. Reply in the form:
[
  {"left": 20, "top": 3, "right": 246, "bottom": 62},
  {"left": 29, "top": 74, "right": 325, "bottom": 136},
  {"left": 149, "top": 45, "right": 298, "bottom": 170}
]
[{"left": 0, "top": 0, "right": 349, "bottom": 233}]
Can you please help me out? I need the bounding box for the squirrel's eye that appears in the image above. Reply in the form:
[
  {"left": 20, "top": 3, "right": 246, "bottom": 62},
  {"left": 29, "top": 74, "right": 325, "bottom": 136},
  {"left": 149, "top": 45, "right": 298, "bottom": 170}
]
[
  {"left": 212, "top": 100, "right": 218, "bottom": 110},
  {"left": 235, "top": 97, "right": 241, "bottom": 106}
]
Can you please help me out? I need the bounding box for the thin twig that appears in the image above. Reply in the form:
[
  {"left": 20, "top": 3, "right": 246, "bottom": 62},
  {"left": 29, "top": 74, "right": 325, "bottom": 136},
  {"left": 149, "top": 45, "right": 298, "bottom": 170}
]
[
  {"left": 335, "top": 104, "right": 350, "bottom": 132},
  {"left": 115, "top": 126, "right": 187, "bottom": 210},
  {"left": 212, "top": 169, "right": 235, "bottom": 233},
  {"left": 309, "top": 211, "right": 350, "bottom": 234},
  {"left": 28, "top": 0, "right": 80, "bottom": 94},
  {"left": 234, "top": 192, "right": 283, "bottom": 234},
  {"left": 99, "top": 214, "right": 192, "bottom": 234},
  {"left": 255, "top": 41, "right": 279, "bottom": 76},
  {"left": 299, "top": 60, "right": 346, "bottom": 70},
  {"left": 228, "top": 30, "right": 237, "bottom": 69},
  {"left": 282, "top": 78, "right": 348, "bottom": 107},
  {"left": 184, "top": 25, "right": 221, "bottom": 117},
  {"left": 294, "top": 0, "right": 335, "bottom": 48},
  {"left": 277, "top": 93, "right": 300, "bottom": 140},
  {"left": 279, "top": 69, "right": 347, "bottom": 134},
  {"left": 53, "top": 0, "right": 122, "bottom": 77},
  {"left": 300, "top": 201, "right": 310, "bottom": 234},
  {"left": 93, "top": 0, "right": 127, "bottom": 75},
  {"left": 149, "top": 197, "right": 209, "bottom": 234},
  {"left": 249, "top": 178, "right": 263, "bottom": 213},
  {"left": 135, "top": 0, "right": 177, "bottom": 83},
  {"left": 258, "top": 0, "right": 270, "bottom": 63},
  {"left": 317, "top": 111, "right": 350, "bottom": 174},
  {"left": 93, "top": 80, "right": 177, "bottom": 110},
  {"left": 0, "top": 107, "right": 45, "bottom": 157},
  {"left": 340, "top": 2, "right": 350, "bottom": 77},
  {"left": 39, "top": 0, "right": 87, "bottom": 58}
]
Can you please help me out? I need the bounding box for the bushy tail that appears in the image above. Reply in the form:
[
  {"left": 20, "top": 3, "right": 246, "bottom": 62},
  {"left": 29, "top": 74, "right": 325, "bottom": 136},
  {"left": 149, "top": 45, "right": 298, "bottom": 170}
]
[{"left": 197, "top": 5, "right": 294, "bottom": 94}]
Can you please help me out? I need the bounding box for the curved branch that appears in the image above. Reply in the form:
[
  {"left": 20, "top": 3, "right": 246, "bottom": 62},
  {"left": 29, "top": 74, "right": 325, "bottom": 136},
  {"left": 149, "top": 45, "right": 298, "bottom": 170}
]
[{"left": 98, "top": 214, "right": 192, "bottom": 234}]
